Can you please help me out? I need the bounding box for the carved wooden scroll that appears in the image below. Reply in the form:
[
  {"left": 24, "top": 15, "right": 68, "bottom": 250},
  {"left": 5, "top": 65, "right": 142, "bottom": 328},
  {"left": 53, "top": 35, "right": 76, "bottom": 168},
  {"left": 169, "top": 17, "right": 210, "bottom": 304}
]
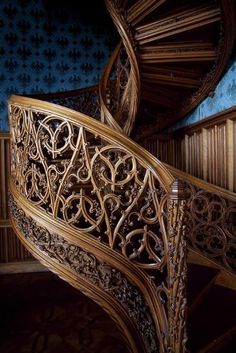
[{"left": 8, "top": 96, "right": 186, "bottom": 353}]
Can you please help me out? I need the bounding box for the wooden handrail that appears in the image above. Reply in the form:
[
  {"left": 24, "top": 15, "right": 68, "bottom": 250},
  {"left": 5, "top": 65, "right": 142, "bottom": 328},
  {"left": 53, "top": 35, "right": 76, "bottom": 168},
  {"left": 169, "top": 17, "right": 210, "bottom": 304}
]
[
  {"left": 101, "top": 0, "right": 141, "bottom": 136},
  {"left": 99, "top": 42, "right": 124, "bottom": 133},
  {"left": 166, "top": 163, "right": 236, "bottom": 275},
  {"left": 165, "top": 164, "right": 236, "bottom": 202},
  {"left": 8, "top": 95, "right": 188, "bottom": 353},
  {"left": 9, "top": 95, "right": 174, "bottom": 192}
]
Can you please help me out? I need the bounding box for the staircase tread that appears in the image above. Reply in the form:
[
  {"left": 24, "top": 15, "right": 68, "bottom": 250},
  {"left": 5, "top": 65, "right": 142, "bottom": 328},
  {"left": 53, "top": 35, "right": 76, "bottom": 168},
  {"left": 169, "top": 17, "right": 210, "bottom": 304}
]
[
  {"left": 188, "top": 284, "right": 236, "bottom": 352},
  {"left": 187, "top": 263, "right": 219, "bottom": 306}
]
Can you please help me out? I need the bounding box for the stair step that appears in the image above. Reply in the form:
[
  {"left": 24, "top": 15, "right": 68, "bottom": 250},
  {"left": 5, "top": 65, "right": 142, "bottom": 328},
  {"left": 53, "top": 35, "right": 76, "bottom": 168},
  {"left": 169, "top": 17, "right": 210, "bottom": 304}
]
[
  {"left": 127, "top": 0, "right": 166, "bottom": 25},
  {"left": 197, "top": 326, "right": 236, "bottom": 353},
  {"left": 187, "top": 248, "right": 236, "bottom": 291},
  {"left": 140, "top": 42, "right": 216, "bottom": 63},
  {"left": 187, "top": 263, "right": 219, "bottom": 308},
  {"left": 135, "top": 3, "right": 221, "bottom": 44},
  {"left": 189, "top": 272, "right": 219, "bottom": 315},
  {"left": 188, "top": 285, "right": 236, "bottom": 352},
  {"left": 142, "top": 66, "right": 202, "bottom": 88}
]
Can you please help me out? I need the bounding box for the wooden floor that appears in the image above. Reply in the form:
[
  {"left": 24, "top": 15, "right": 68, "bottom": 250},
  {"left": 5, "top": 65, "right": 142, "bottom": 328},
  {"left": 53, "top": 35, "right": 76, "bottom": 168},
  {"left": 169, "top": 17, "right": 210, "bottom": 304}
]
[{"left": 0, "top": 272, "right": 128, "bottom": 353}]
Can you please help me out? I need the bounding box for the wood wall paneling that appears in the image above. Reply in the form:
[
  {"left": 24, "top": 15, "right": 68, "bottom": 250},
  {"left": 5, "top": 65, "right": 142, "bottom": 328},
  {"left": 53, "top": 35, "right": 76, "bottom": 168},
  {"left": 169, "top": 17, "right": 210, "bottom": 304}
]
[
  {"left": 142, "top": 107, "right": 236, "bottom": 193},
  {"left": 0, "top": 133, "right": 34, "bottom": 265}
]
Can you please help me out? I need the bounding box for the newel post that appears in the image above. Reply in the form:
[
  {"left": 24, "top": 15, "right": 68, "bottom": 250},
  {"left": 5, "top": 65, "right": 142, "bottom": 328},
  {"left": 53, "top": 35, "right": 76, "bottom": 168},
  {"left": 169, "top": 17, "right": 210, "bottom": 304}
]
[{"left": 167, "top": 179, "right": 187, "bottom": 353}]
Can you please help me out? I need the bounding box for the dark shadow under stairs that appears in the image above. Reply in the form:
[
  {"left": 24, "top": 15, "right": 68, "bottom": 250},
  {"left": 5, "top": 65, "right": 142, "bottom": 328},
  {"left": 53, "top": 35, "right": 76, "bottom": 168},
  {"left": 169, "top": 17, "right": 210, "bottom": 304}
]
[
  {"left": 1, "top": 265, "right": 236, "bottom": 353},
  {"left": 0, "top": 272, "right": 128, "bottom": 353},
  {"left": 187, "top": 263, "right": 236, "bottom": 353}
]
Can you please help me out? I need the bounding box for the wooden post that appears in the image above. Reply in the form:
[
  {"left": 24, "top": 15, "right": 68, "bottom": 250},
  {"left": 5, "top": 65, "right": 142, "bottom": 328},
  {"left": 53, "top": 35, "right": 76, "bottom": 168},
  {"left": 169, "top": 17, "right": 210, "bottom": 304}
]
[
  {"left": 167, "top": 179, "right": 187, "bottom": 353},
  {"left": 226, "top": 119, "right": 234, "bottom": 191}
]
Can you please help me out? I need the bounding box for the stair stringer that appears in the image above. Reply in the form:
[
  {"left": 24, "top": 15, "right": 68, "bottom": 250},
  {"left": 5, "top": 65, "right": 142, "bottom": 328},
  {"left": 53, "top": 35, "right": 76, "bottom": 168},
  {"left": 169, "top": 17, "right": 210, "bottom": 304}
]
[
  {"left": 9, "top": 190, "right": 158, "bottom": 353},
  {"left": 8, "top": 96, "right": 187, "bottom": 353}
]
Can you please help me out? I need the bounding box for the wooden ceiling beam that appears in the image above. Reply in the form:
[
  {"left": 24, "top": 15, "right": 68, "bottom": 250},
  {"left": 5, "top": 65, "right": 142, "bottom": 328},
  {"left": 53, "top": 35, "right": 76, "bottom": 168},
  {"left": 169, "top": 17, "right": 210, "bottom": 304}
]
[
  {"left": 135, "top": 3, "right": 221, "bottom": 44},
  {"left": 127, "top": 0, "right": 166, "bottom": 26},
  {"left": 140, "top": 42, "right": 216, "bottom": 63}
]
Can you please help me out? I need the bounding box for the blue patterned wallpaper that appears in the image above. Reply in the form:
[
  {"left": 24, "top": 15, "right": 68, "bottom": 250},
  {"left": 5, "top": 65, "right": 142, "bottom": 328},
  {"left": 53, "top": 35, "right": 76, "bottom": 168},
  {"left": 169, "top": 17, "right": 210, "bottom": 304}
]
[
  {"left": 0, "top": 0, "right": 117, "bottom": 131},
  {"left": 169, "top": 55, "right": 236, "bottom": 131}
]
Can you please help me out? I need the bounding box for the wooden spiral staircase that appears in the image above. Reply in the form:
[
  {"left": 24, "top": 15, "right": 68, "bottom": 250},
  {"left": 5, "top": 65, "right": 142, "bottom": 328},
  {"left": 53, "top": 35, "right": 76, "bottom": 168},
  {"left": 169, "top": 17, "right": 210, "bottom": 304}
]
[{"left": 8, "top": 1, "right": 236, "bottom": 353}]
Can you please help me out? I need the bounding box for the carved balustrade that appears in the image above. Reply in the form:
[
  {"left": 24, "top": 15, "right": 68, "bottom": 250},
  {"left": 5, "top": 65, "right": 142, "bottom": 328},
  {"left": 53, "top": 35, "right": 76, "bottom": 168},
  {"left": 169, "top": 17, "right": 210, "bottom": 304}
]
[
  {"left": 184, "top": 181, "right": 236, "bottom": 273},
  {"left": 8, "top": 96, "right": 186, "bottom": 353},
  {"left": 100, "top": 1, "right": 140, "bottom": 136},
  {"left": 100, "top": 43, "right": 133, "bottom": 133},
  {"left": 30, "top": 85, "right": 101, "bottom": 120},
  {"left": 167, "top": 165, "right": 236, "bottom": 274}
]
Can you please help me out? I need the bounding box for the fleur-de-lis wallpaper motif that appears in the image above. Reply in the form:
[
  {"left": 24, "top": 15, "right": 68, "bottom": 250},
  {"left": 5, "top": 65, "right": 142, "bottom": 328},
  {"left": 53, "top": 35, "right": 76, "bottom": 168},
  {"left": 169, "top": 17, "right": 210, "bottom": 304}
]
[{"left": 0, "top": 0, "right": 117, "bottom": 131}]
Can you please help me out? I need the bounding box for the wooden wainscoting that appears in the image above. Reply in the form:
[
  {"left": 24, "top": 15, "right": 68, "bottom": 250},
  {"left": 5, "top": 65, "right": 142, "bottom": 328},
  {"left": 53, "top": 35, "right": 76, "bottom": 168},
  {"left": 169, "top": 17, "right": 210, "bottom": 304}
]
[
  {"left": 0, "top": 133, "right": 44, "bottom": 273},
  {"left": 142, "top": 106, "right": 236, "bottom": 192}
]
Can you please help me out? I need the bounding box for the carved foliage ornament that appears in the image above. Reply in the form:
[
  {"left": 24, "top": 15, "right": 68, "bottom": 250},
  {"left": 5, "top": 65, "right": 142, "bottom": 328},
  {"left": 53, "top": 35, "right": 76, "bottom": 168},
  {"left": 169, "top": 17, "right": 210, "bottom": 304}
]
[
  {"left": 48, "top": 88, "right": 101, "bottom": 120},
  {"left": 9, "top": 195, "right": 158, "bottom": 353},
  {"left": 9, "top": 103, "right": 169, "bottom": 285},
  {"left": 184, "top": 181, "right": 236, "bottom": 272},
  {"left": 168, "top": 194, "right": 188, "bottom": 353}
]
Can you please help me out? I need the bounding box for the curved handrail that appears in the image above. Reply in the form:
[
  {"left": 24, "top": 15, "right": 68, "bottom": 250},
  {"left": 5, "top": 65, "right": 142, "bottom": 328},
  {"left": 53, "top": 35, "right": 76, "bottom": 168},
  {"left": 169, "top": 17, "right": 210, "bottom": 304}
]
[
  {"left": 166, "top": 164, "right": 236, "bottom": 273},
  {"left": 100, "top": 0, "right": 140, "bottom": 136},
  {"left": 166, "top": 164, "right": 236, "bottom": 202},
  {"left": 9, "top": 95, "right": 174, "bottom": 191},
  {"left": 8, "top": 95, "right": 188, "bottom": 353},
  {"left": 99, "top": 42, "right": 125, "bottom": 134}
]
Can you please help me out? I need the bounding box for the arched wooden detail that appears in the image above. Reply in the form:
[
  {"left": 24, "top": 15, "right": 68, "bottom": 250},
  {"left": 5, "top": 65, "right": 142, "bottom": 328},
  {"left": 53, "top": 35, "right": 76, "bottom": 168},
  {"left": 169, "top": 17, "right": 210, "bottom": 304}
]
[
  {"left": 8, "top": 96, "right": 187, "bottom": 353},
  {"left": 100, "top": 0, "right": 141, "bottom": 136}
]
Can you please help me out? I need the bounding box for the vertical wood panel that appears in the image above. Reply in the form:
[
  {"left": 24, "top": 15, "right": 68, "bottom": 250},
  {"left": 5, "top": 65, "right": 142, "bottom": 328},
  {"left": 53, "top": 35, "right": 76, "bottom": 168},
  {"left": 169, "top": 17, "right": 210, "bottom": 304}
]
[
  {"left": 141, "top": 112, "right": 236, "bottom": 193},
  {"left": 234, "top": 121, "right": 236, "bottom": 192},
  {"left": 0, "top": 133, "right": 34, "bottom": 263},
  {"left": 226, "top": 119, "right": 234, "bottom": 191}
]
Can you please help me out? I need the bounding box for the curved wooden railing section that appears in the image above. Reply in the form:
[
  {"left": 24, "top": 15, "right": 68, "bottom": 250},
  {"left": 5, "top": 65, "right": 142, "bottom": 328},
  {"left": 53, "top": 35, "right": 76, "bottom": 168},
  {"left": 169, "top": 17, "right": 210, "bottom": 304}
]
[
  {"left": 100, "top": 0, "right": 140, "bottom": 136},
  {"left": 8, "top": 95, "right": 187, "bottom": 353},
  {"left": 29, "top": 84, "right": 101, "bottom": 120},
  {"left": 167, "top": 165, "right": 236, "bottom": 275}
]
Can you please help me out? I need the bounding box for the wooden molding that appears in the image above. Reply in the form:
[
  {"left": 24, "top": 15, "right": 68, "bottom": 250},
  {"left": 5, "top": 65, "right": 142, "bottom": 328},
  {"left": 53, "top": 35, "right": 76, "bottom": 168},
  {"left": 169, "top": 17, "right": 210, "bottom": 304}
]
[
  {"left": 0, "top": 261, "right": 47, "bottom": 274},
  {"left": 172, "top": 105, "right": 236, "bottom": 138}
]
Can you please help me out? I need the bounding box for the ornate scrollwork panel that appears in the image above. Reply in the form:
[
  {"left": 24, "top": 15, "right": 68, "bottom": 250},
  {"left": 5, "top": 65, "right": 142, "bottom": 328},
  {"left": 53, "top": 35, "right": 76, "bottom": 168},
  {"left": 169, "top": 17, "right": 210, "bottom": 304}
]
[
  {"left": 9, "top": 103, "right": 169, "bottom": 284},
  {"left": 9, "top": 195, "right": 159, "bottom": 353},
  {"left": 48, "top": 88, "right": 101, "bottom": 120},
  {"left": 184, "top": 181, "right": 236, "bottom": 272},
  {"left": 9, "top": 96, "right": 188, "bottom": 353}
]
